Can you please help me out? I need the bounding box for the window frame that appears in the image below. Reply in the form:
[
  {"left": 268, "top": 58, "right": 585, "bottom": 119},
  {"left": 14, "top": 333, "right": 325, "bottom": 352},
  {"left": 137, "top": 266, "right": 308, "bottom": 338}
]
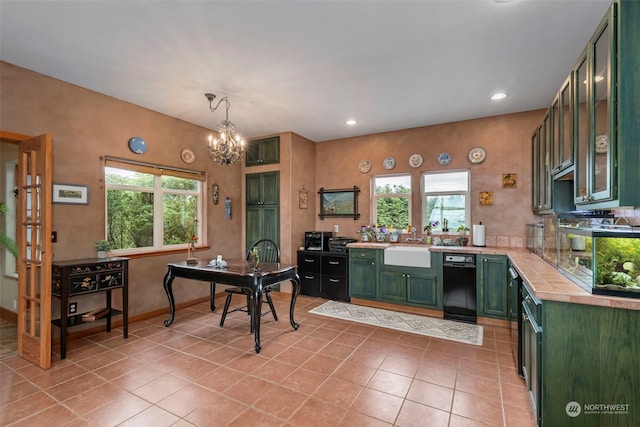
[
  {"left": 371, "top": 173, "right": 412, "bottom": 228},
  {"left": 104, "top": 158, "right": 207, "bottom": 256},
  {"left": 421, "top": 169, "right": 470, "bottom": 231}
]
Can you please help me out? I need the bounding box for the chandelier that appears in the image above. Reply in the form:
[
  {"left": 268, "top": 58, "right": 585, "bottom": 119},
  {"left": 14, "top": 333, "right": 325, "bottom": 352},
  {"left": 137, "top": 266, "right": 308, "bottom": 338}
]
[{"left": 205, "top": 93, "right": 245, "bottom": 165}]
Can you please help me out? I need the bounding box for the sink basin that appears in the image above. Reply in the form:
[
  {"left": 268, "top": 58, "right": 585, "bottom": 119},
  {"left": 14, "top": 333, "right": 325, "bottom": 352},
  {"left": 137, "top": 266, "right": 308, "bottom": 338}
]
[{"left": 384, "top": 245, "right": 431, "bottom": 268}]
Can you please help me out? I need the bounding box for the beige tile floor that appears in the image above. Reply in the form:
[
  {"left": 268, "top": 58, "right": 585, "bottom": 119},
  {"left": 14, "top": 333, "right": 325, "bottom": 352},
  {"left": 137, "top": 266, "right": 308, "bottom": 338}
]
[{"left": 1, "top": 293, "right": 536, "bottom": 426}]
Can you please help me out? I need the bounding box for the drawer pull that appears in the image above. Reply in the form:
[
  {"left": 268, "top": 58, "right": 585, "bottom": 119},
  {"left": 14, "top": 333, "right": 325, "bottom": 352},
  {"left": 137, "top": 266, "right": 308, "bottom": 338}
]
[
  {"left": 304, "top": 258, "right": 315, "bottom": 263},
  {"left": 329, "top": 261, "right": 339, "bottom": 265},
  {"left": 304, "top": 275, "right": 315, "bottom": 280},
  {"left": 329, "top": 278, "right": 339, "bottom": 283},
  {"left": 524, "top": 295, "right": 532, "bottom": 303}
]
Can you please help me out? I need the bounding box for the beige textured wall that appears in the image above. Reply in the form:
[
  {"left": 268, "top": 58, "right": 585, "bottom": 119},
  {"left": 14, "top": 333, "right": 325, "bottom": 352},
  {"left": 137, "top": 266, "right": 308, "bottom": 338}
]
[
  {"left": 314, "top": 112, "right": 543, "bottom": 246},
  {"left": 0, "top": 61, "right": 243, "bottom": 316}
]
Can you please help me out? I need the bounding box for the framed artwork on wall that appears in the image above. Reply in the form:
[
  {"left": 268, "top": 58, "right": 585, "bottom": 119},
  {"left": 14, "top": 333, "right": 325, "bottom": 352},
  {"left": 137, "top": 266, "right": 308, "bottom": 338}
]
[
  {"left": 318, "top": 186, "right": 360, "bottom": 220},
  {"left": 52, "top": 184, "right": 89, "bottom": 204},
  {"left": 479, "top": 191, "right": 493, "bottom": 206},
  {"left": 502, "top": 173, "right": 517, "bottom": 188}
]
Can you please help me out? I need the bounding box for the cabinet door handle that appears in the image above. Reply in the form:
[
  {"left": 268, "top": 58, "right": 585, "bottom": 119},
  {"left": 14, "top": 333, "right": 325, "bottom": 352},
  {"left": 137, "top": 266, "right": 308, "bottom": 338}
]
[
  {"left": 329, "top": 278, "right": 339, "bottom": 283},
  {"left": 371, "top": 262, "right": 375, "bottom": 266},
  {"left": 329, "top": 261, "right": 339, "bottom": 265},
  {"left": 524, "top": 295, "right": 532, "bottom": 303},
  {"left": 522, "top": 313, "right": 529, "bottom": 322}
]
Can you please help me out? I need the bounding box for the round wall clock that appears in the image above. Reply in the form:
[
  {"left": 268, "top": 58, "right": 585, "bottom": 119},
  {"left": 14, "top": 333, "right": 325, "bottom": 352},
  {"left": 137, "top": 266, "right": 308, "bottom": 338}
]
[
  {"left": 595, "top": 134, "right": 608, "bottom": 153},
  {"left": 128, "top": 137, "right": 147, "bottom": 154},
  {"left": 383, "top": 156, "right": 396, "bottom": 170},
  {"left": 438, "top": 152, "right": 451, "bottom": 165},
  {"left": 409, "top": 153, "right": 423, "bottom": 168},
  {"left": 359, "top": 160, "right": 372, "bottom": 173},
  {"left": 180, "top": 148, "right": 195, "bottom": 164},
  {"left": 468, "top": 147, "right": 486, "bottom": 164}
]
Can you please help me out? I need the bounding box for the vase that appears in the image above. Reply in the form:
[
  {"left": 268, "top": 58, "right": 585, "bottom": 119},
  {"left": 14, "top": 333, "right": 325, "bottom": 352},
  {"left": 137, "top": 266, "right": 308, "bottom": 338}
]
[
  {"left": 361, "top": 234, "right": 371, "bottom": 242},
  {"left": 97, "top": 251, "right": 107, "bottom": 259},
  {"left": 389, "top": 233, "right": 399, "bottom": 242},
  {"left": 375, "top": 232, "right": 387, "bottom": 242}
]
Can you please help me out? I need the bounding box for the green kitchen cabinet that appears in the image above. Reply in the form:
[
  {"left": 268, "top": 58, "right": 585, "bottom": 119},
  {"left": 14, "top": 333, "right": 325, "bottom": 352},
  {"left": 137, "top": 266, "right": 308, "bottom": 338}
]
[
  {"left": 521, "top": 281, "right": 542, "bottom": 426},
  {"left": 348, "top": 248, "right": 379, "bottom": 300},
  {"left": 245, "top": 171, "right": 279, "bottom": 249},
  {"left": 532, "top": 111, "right": 552, "bottom": 214},
  {"left": 477, "top": 255, "right": 509, "bottom": 320},
  {"left": 379, "top": 265, "right": 438, "bottom": 308},
  {"left": 540, "top": 300, "right": 640, "bottom": 426},
  {"left": 245, "top": 136, "right": 280, "bottom": 167},
  {"left": 551, "top": 76, "right": 573, "bottom": 176}
]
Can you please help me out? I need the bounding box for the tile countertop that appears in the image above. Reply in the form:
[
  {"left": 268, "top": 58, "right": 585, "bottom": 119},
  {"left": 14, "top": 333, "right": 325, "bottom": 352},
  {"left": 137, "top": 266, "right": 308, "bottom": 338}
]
[{"left": 346, "top": 242, "right": 640, "bottom": 311}]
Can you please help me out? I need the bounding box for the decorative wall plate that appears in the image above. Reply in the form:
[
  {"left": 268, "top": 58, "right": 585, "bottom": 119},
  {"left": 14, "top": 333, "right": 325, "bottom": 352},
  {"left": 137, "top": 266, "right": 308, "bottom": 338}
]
[
  {"left": 180, "top": 148, "right": 195, "bottom": 164},
  {"left": 595, "top": 134, "right": 608, "bottom": 153},
  {"left": 383, "top": 156, "right": 396, "bottom": 170},
  {"left": 128, "top": 137, "right": 147, "bottom": 154},
  {"left": 468, "top": 147, "right": 486, "bottom": 164},
  {"left": 359, "top": 159, "right": 372, "bottom": 173},
  {"left": 437, "top": 152, "right": 451, "bottom": 165},
  {"left": 409, "top": 153, "right": 423, "bottom": 168}
]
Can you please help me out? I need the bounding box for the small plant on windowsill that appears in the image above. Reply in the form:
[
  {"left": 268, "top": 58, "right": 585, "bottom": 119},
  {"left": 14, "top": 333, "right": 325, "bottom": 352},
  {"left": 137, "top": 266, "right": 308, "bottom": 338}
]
[
  {"left": 423, "top": 221, "right": 440, "bottom": 235},
  {"left": 456, "top": 225, "right": 470, "bottom": 235},
  {"left": 95, "top": 240, "right": 111, "bottom": 259}
]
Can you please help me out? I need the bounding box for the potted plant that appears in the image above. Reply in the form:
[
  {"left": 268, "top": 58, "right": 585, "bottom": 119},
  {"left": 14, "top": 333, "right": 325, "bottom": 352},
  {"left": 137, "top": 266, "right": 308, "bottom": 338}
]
[
  {"left": 95, "top": 240, "right": 111, "bottom": 258},
  {"left": 456, "top": 225, "right": 470, "bottom": 235}
]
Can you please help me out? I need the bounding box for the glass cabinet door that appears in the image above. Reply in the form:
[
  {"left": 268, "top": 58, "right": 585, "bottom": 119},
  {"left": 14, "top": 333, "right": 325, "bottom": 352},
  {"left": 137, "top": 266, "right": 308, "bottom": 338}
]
[
  {"left": 591, "top": 19, "right": 613, "bottom": 200},
  {"left": 575, "top": 12, "right": 616, "bottom": 205},
  {"left": 575, "top": 52, "right": 588, "bottom": 203}
]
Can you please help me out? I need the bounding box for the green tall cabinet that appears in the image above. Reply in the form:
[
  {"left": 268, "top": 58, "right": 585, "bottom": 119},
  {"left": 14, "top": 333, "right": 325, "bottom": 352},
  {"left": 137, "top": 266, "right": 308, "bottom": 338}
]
[{"left": 246, "top": 171, "right": 279, "bottom": 249}]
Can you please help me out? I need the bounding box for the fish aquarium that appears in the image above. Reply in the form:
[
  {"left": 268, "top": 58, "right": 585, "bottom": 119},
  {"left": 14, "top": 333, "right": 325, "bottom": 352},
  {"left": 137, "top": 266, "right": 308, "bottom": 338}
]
[
  {"left": 558, "top": 219, "right": 640, "bottom": 298},
  {"left": 526, "top": 223, "right": 544, "bottom": 257}
]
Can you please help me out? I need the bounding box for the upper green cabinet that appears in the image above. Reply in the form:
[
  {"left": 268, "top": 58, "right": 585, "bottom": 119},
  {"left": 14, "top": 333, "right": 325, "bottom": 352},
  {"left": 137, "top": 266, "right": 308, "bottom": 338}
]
[
  {"left": 552, "top": 77, "right": 573, "bottom": 175},
  {"left": 532, "top": 111, "right": 552, "bottom": 214},
  {"left": 533, "top": 1, "right": 640, "bottom": 212},
  {"left": 245, "top": 136, "right": 280, "bottom": 167}
]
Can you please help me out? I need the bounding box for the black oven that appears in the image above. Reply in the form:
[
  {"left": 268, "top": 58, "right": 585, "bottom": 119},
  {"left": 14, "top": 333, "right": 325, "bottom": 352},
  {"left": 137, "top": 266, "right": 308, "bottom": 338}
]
[{"left": 304, "top": 231, "right": 332, "bottom": 251}]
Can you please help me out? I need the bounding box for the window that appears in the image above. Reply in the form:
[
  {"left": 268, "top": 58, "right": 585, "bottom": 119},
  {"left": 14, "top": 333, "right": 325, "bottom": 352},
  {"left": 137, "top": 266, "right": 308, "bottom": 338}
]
[
  {"left": 105, "top": 158, "right": 205, "bottom": 254},
  {"left": 372, "top": 174, "right": 411, "bottom": 229},
  {"left": 422, "top": 170, "right": 469, "bottom": 231}
]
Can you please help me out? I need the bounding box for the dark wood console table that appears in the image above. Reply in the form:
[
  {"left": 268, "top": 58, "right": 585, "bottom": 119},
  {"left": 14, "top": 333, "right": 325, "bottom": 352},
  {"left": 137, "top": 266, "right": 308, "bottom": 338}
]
[
  {"left": 51, "top": 257, "right": 129, "bottom": 359},
  {"left": 162, "top": 260, "right": 300, "bottom": 353}
]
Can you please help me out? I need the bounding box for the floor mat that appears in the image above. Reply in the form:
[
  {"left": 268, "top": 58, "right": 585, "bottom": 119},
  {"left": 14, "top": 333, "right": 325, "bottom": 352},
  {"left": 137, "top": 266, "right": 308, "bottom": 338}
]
[{"left": 309, "top": 300, "right": 483, "bottom": 346}]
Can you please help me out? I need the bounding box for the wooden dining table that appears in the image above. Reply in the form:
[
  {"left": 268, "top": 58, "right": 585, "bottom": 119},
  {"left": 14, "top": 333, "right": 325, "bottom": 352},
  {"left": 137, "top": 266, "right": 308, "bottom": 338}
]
[{"left": 162, "top": 259, "right": 300, "bottom": 353}]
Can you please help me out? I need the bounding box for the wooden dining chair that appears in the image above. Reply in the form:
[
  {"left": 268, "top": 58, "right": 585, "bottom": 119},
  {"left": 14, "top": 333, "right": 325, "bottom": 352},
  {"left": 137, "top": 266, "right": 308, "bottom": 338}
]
[{"left": 219, "top": 239, "right": 280, "bottom": 330}]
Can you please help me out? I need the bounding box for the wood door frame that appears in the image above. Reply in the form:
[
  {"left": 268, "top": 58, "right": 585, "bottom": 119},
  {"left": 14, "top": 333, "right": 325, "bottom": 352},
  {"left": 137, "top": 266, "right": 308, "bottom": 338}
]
[{"left": 1, "top": 130, "right": 53, "bottom": 369}]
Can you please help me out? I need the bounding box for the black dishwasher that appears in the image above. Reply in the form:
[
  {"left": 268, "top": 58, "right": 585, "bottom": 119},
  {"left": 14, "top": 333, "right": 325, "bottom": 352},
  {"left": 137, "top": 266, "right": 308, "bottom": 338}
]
[{"left": 443, "top": 253, "right": 477, "bottom": 324}]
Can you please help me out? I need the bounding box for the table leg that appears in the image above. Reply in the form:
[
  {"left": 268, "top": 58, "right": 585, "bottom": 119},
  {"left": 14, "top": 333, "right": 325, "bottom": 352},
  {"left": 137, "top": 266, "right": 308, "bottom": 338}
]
[
  {"left": 251, "top": 280, "right": 263, "bottom": 353},
  {"left": 209, "top": 282, "right": 216, "bottom": 311},
  {"left": 289, "top": 272, "right": 301, "bottom": 330},
  {"left": 163, "top": 267, "right": 176, "bottom": 326}
]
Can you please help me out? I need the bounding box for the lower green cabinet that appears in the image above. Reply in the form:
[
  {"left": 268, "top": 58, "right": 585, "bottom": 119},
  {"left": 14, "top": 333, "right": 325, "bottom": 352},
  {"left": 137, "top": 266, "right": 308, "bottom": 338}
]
[
  {"left": 379, "top": 265, "right": 438, "bottom": 309},
  {"left": 348, "top": 249, "right": 379, "bottom": 299},
  {"left": 477, "top": 255, "right": 509, "bottom": 319}
]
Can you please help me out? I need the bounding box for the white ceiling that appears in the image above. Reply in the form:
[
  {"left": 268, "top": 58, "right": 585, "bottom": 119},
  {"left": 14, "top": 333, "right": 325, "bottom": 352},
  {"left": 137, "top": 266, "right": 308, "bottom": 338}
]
[{"left": 0, "top": 0, "right": 612, "bottom": 142}]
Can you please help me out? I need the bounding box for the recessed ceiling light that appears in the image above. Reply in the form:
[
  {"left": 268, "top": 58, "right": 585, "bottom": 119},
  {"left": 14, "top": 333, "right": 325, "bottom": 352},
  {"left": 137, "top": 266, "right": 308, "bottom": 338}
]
[
  {"left": 491, "top": 92, "right": 507, "bottom": 101},
  {"left": 345, "top": 119, "right": 358, "bottom": 126}
]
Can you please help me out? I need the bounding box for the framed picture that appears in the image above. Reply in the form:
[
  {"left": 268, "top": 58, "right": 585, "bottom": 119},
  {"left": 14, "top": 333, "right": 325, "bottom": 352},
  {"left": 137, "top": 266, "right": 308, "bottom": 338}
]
[
  {"left": 318, "top": 186, "right": 360, "bottom": 220},
  {"left": 52, "top": 184, "right": 89, "bottom": 204},
  {"left": 479, "top": 191, "right": 493, "bottom": 206},
  {"left": 502, "top": 173, "right": 517, "bottom": 188},
  {"left": 299, "top": 189, "right": 308, "bottom": 209}
]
